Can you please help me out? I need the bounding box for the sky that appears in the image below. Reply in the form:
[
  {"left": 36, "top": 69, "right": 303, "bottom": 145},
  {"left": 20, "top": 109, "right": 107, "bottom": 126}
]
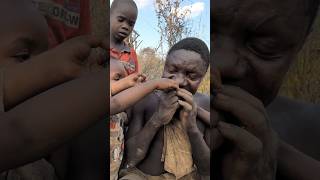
[{"left": 111, "top": 0, "right": 210, "bottom": 55}]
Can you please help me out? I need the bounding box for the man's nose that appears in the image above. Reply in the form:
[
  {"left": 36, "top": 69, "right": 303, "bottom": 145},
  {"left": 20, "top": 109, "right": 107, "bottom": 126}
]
[
  {"left": 213, "top": 35, "right": 249, "bottom": 82},
  {"left": 174, "top": 74, "right": 188, "bottom": 88}
]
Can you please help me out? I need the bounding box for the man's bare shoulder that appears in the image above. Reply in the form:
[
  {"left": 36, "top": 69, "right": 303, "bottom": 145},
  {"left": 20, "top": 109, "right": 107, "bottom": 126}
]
[{"left": 267, "top": 96, "right": 320, "bottom": 159}]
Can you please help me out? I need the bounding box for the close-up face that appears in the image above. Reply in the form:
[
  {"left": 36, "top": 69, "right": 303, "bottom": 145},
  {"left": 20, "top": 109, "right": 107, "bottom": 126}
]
[
  {"left": 163, "top": 49, "right": 208, "bottom": 94},
  {"left": 0, "top": 0, "right": 48, "bottom": 67},
  {"left": 110, "top": 59, "right": 128, "bottom": 83},
  {"left": 212, "top": 0, "right": 311, "bottom": 105},
  {"left": 110, "top": 2, "right": 137, "bottom": 42}
]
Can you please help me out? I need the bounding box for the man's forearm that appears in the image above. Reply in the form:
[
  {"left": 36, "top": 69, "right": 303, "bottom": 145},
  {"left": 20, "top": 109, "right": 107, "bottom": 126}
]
[
  {"left": 125, "top": 112, "right": 163, "bottom": 166},
  {"left": 187, "top": 128, "right": 210, "bottom": 175}
]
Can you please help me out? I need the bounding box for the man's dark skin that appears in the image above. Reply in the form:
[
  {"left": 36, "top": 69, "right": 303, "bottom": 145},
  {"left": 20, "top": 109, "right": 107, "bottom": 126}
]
[
  {"left": 212, "top": 0, "right": 320, "bottom": 179},
  {"left": 124, "top": 48, "right": 210, "bottom": 178}
]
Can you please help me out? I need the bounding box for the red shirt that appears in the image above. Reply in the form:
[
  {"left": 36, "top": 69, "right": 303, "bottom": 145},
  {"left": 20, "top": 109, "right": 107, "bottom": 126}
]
[
  {"left": 110, "top": 47, "right": 139, "bottom": 75},
  {"left": 33, "top": 0, "right": 91, "bottom": 48}
]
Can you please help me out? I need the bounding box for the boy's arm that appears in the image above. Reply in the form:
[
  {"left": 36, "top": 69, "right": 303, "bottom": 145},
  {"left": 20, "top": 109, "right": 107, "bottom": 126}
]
[
  {"left": 3, "top": 36, "right": 103, "bottom": 110},
  {"left": 0, "top": 71, "right": 107, "bottom": 172},
  {"left": 111, "top": 73, "right": 145, "bottom": 95},
  {"left": 110, "top": 79, "right": 177, "bottom": 115}
]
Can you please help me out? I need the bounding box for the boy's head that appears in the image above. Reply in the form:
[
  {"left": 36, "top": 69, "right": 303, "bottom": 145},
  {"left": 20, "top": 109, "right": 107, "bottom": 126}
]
[
  {"left": 110, "top": 0, "right": 138, "bottom": 43},
  {"left": 0, "top": 0, "right": 48, "bottom": 67},
  {"left": 110, "top": 58, "right": 128, "bottom": 82},
  {"left": 163, "top": 37, "right": 210, "bottom": 94},
  {"left": 212, "top": 0, "right": 320, "bottom": 105}
]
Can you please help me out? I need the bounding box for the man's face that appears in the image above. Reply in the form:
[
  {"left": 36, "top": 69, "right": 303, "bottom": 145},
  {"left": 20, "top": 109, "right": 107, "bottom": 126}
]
[
  {"left": 110, "top": 3, "right": 137, "bottom": 42},
  {"left": 163, "top": 49, "right": 208, "bottom": 94},
  {"left": 212, "top": 0, "right": 310, "bottom": 105},
  {"left": 0, "top": 0, "right": 48, "bottom": 67}
]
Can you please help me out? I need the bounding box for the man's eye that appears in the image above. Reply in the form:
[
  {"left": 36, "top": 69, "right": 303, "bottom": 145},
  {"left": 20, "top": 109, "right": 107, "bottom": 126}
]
[
  {"left": 188, "top": 73, "right": 198, "bottom": 80},
  {"left": 13, "top": 51, "right": 31, "bottom": 62},
  {"left": 168, "top": 67, "right": 176, "bottom": 73},
  {"left": 246, "top": 37, "right": 282, "bottom": 59}
]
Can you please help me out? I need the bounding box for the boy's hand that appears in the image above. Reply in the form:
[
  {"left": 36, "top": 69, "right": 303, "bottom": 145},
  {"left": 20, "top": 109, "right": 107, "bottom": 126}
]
[
  {"left": 47, "top": 35, "right": 105, "bottom": 78},
  {"left": 123, "top": 73, "right": 146, "bottom": 87},
  {"left": 154, "top": 78, "right": 179, "bottom": 90}
]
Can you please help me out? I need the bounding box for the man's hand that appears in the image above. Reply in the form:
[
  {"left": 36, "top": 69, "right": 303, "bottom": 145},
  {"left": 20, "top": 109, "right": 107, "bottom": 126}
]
[
  {"left": 177, "top": 88, "right": 198, "bottom": 132},
  {"left": 155, "top": 90, "right": 179, "bottom": 126},
  {"left": 213, "top": 85, "right": 278, "bottom": 180}
]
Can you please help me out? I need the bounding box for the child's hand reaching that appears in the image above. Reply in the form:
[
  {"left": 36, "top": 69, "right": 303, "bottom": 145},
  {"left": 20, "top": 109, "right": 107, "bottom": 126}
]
[
  {"left": 153, "top": 78, "right": 179, "bottom": 91},
  {"left": 123, "top": 73, "right": 146, "bottom": 87}
]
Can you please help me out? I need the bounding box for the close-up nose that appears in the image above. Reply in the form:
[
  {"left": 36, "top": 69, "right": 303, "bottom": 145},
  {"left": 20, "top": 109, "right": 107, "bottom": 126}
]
[
  {"left": 121, "top": 23, "right": 129, "bottom": 31},
  {"left": 213, "top": 35, "right": 249, "bottom": 83},
  {"left": 174, "top": 74, "right": 188, "bottom": 88}
]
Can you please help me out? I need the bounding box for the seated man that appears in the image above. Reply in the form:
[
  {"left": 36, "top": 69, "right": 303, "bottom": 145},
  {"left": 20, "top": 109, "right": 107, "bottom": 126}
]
[{"left": 121, "top": 38, "right": 211, "bottom": 180}]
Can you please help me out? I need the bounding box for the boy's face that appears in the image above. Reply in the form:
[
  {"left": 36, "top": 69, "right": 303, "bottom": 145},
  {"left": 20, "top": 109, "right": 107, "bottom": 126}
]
[
  {"left": 163, "top": 49, "right": 208, "bottom": 94},
  {"left": 0, "top": 0, "right": 48, "bottom": 67},
  {"left": 110, "top": 59, "right": 127, "bottom": 83},
  {"left": 212, "top": 0, "right": 310, "bottom": 105},
  {"left": 110, "top": 3, "right": 137, "bottom": 42}
]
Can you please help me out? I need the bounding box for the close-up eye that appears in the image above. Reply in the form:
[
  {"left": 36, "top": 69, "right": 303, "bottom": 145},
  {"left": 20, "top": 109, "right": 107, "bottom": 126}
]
[
  {"left": 168, "top": 66, "right": 176, "bottom": 73},
  {"left": 13, "top": 49, "right": 31, "bottom": 62},
  {"left": 117, "top": 17, "right": 125, "bottom": 22},
  {"left": 129, "top": 21, "right": 135, "bottom": 27},
  {"left": 246, "top": 36, "right": 282, "bottom": 59},
  {"left": 188, "top": 73, "right": 198, "bottom": 80}
]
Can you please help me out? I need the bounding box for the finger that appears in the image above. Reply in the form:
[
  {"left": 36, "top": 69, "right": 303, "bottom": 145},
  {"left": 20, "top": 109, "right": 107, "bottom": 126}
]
[
  {"left": 165, "top": 90, "right": 177, "bottom": 98},
  {"left": 177, "top": 89, "right": 193, "bottom": 104},
  {"left": 221, "top": 85, "right": 265, "bottom": 113},
  {"left": 217, "top": 121, "right": 263, "bottom": 158},
  {"left": 169, "top": 96, "right": 179, "bottom": 105},
  {"left": 213, "top": 93, "right": 267, "bottom": 137},
  {"left": 212, "top": 128, "right": 224, "bottom": 151},
  {"left": 178, "top": 100, "right": 192, "bottom": 111},
  {"left": 178, "top": 88, "right": 193, "bottom": 97}
]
